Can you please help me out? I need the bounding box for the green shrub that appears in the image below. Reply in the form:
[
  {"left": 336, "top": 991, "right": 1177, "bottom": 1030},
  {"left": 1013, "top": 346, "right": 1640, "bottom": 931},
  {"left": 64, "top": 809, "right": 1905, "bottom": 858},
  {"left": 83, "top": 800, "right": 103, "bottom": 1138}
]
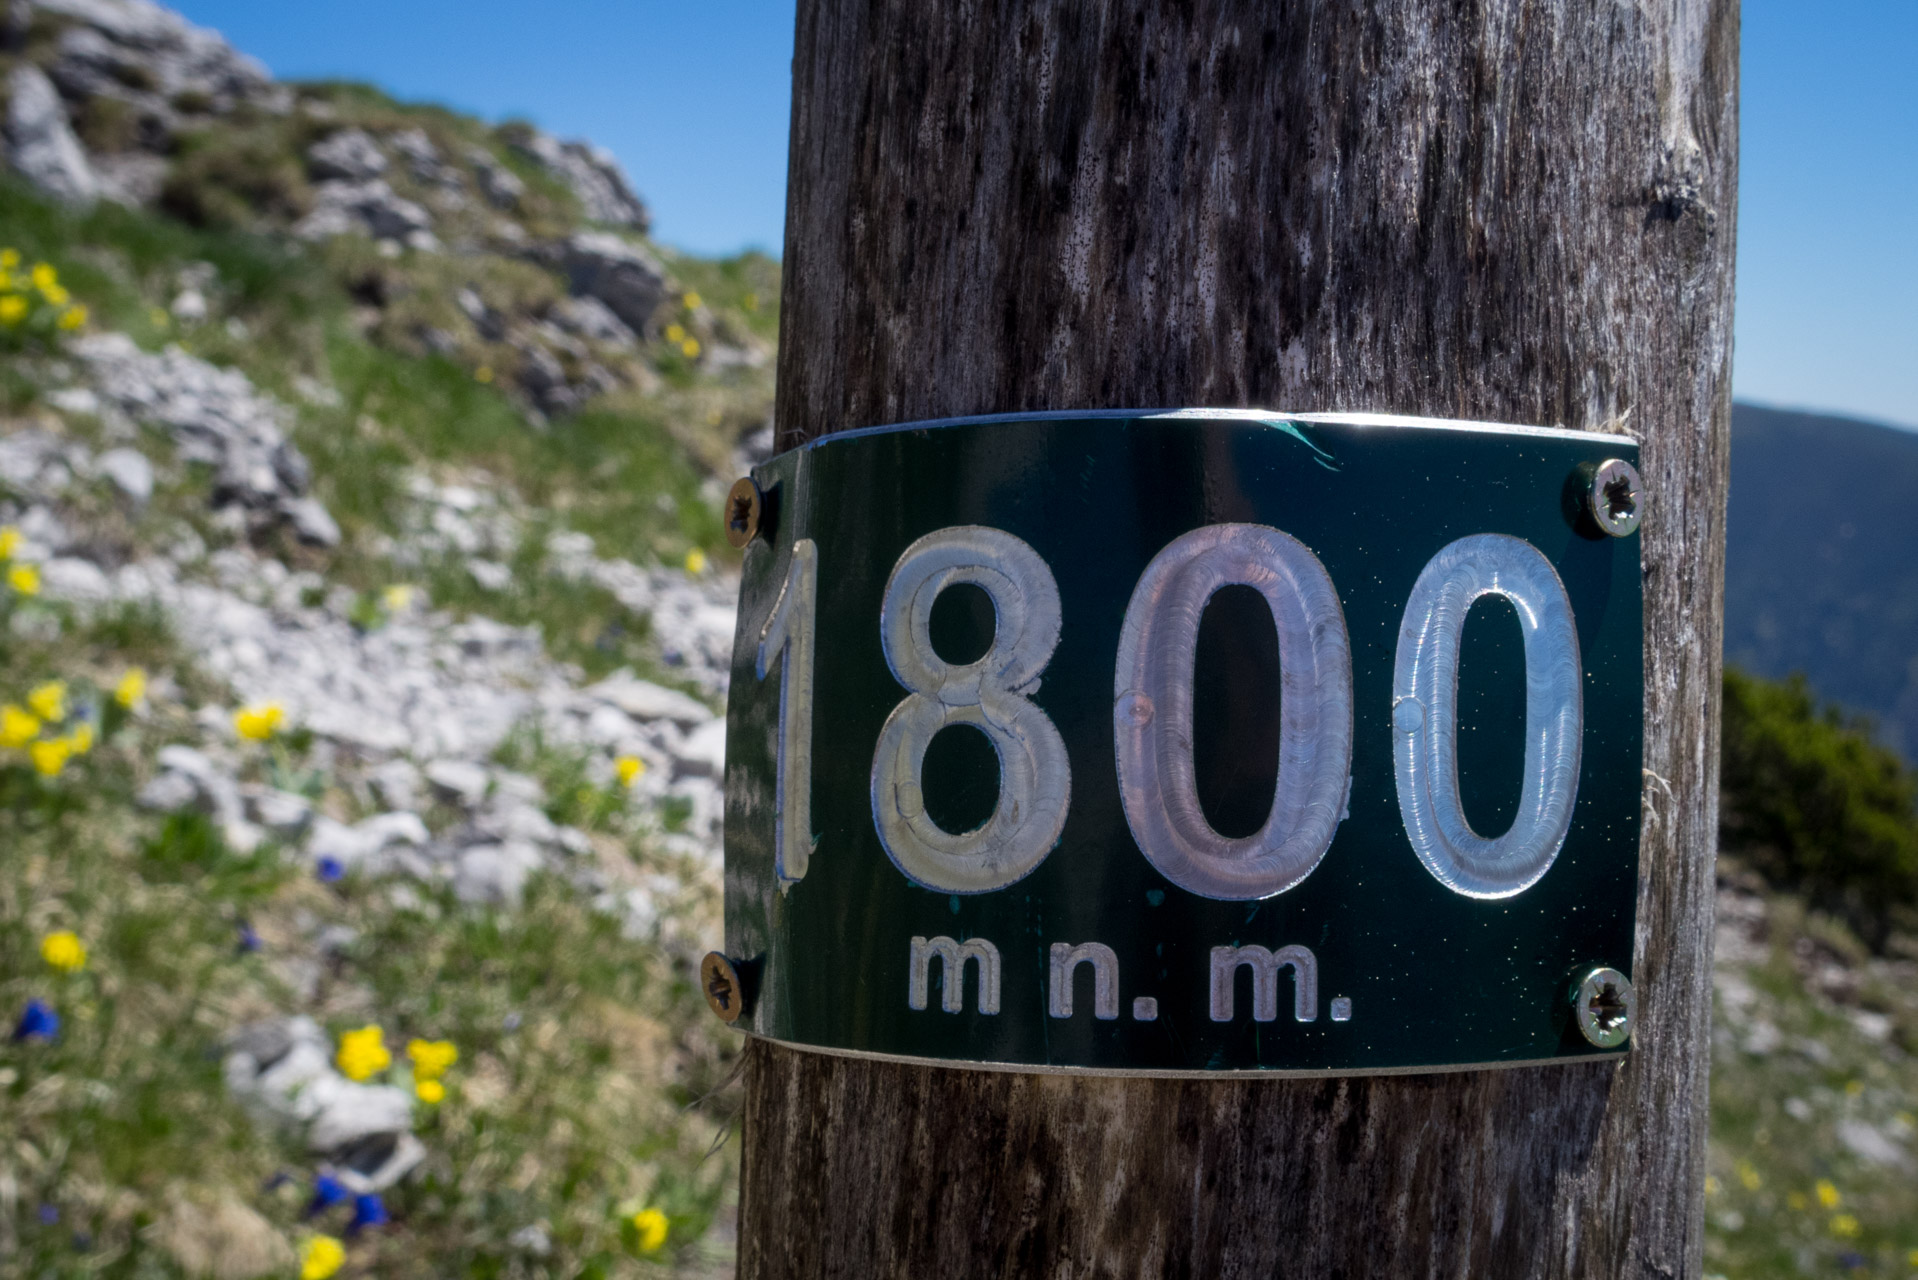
[
  {"left": 1720, "top": 668, "right": 1918, "bottom": 947},
  {"left": 161, "top": 126, "right": 313, "bottom": 230}
]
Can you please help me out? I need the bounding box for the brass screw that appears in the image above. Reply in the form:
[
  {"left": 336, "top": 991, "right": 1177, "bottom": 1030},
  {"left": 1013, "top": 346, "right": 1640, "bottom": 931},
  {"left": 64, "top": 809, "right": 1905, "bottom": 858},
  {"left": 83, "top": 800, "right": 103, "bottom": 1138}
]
[
  {"left": 701, "top": 951, "right": 745, "bottom": 1024},
  {"left": 1587, "top": 459, "right": 1644, "bottom": 537},
  {"left": 724, "top": 477, "right": 763, "bottom": 548},
  {"left": 1573, "top": 966, "right": 1635, "bottom": 1048}
]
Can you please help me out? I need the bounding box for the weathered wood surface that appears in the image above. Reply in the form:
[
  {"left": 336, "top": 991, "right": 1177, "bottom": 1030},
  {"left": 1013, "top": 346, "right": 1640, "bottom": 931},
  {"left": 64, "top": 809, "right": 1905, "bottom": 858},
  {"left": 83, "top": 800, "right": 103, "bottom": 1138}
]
[{"left": 746, "top": 1, "right": 1738, "bottom": 1275}]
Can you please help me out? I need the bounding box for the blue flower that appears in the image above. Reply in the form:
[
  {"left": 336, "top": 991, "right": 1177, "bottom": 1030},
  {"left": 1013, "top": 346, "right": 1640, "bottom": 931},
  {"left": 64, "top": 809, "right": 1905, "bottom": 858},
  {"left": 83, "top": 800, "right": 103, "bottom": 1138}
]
[
  {"left": 237, "top": 920, "right": 262, "bottom": 953},
  {"left": 37, "top": 1203, "right": 58, "bottom": 1225},
  {"left": 316, "top": 856, "right": 344, "bottom": 883},
  {"left": 306, "top": 1173, "right": 349, "bottom": 1216},
  {"left": 13, "top": 998, "right": 58, "bottom": 1041},
  {"left": 348, "top": 1193, "right": 388, "bottom": 1232}
]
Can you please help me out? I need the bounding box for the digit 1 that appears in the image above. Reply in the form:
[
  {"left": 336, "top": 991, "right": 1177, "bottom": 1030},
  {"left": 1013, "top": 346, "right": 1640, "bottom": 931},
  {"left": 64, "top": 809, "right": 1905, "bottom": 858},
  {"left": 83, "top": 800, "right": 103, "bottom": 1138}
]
[
  {"left": 758, "top": 537, "right": 819, "bottom": 887},
  {"left": 1113, "top": 524, "right": 1353, "bottom": 900},
  {"left": 1391, "top": 533, "right": 1582, "bottom": 898}
]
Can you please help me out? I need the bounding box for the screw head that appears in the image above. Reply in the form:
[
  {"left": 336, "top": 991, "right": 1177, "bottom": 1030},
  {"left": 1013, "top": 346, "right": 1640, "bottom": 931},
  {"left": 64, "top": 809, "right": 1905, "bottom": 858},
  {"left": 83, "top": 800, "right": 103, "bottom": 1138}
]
[
  {"left": 724, "top": 478, "right": 763, "bottom": 548},
  {"left": 1573, "top": 966, "right": 1635, "bottom": 1048},
  {"left": 701, "top": 951, "right": 745, "bottom": 1024},
  {"left": 1587, "top": 459, "right": 1644, "bottom": 537}
]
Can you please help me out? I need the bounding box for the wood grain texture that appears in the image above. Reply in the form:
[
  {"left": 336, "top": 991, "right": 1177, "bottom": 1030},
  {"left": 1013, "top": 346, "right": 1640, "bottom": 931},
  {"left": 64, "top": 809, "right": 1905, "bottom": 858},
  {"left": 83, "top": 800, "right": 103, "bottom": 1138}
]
[{"left": 747, "top": 1, "right": 1737, "bottom": 1275}]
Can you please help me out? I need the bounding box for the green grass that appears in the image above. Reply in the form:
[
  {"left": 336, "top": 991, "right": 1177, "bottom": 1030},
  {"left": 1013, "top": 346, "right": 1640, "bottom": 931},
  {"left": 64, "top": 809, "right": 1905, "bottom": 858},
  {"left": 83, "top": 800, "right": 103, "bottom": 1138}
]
[{"left": 1706, "top": 881, "right": 1918, "bottom": 1278}]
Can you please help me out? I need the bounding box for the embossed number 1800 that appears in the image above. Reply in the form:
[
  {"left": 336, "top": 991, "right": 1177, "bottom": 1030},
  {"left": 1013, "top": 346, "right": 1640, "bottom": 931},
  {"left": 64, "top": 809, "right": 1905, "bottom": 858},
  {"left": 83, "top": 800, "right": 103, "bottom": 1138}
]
[{"left": 752, "top": 524, "right": 1583, "bottom": 903}]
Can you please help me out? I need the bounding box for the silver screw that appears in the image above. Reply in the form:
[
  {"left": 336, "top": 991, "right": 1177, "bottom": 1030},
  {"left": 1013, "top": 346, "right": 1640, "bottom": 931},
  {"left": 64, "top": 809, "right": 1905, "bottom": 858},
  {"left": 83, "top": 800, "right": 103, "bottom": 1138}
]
[
  {"left": 1573, "top": 966, "right": 1635, "bottom": 1048},
  {"left": 1587, "top": 459, "right": 1644, "bottom": 537}
]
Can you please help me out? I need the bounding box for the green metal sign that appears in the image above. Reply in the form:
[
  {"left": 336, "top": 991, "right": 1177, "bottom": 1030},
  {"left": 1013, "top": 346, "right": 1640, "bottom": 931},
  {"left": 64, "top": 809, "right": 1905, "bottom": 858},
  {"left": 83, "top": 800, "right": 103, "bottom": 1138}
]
[{"left": 721, "top": 410, "right": 1642, "bottom": 1076}]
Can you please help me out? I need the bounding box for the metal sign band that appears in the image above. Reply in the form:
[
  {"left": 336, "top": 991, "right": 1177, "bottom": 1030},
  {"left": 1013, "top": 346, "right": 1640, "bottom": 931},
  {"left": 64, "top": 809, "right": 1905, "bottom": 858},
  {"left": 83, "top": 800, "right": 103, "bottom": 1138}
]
[{"left": 722, "top": 410, "right": 1643, "bottom": 1076}]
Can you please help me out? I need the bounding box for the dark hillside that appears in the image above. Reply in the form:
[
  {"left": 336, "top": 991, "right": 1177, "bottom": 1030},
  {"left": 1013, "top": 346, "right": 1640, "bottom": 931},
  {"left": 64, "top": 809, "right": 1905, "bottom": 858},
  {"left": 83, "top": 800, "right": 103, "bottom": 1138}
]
[{"left": 1727, "top": 404, "right": 1918, "bottom": 757}]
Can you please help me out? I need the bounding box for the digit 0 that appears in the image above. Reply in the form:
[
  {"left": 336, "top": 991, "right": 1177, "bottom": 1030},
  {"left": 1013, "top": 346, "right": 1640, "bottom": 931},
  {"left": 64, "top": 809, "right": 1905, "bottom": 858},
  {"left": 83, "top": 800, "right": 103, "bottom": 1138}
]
[
  {"left": 1113, "top": 524, "right": 1354, "bottom": 899},
  {"left": 1391, "top": 533, "right": 1583, "bottom": 898},
  {"left": 871, "top": 526, "right": 1071, "bottom": 893}
]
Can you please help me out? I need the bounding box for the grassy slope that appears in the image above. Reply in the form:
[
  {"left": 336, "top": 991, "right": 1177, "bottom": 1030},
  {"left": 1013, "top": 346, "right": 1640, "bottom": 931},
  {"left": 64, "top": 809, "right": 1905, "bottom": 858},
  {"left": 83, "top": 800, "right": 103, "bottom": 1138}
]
[
  {"left": 1707, "top": 874, "right": 1918, "bottom": 1278},
  {"left": 0, "top": 113, "right": 758, "bottom": 1274}
]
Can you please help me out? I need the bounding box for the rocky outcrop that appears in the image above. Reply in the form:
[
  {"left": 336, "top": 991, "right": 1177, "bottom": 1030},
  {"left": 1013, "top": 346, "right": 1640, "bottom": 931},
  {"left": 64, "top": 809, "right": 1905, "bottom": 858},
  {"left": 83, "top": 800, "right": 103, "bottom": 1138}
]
[
  {"left": 0, "top": 0, "right": 723, "bottom": 429},
  {"left": 5, "top": 63, "right": 101, "bottom": 204},
  {"left": 36, "top": 0, "right": 278, "bottom": 110},
  {"left": 306, "top": 127, "right": 388, "bottom": 182},
  {"left": 293, "top": 178, "right": 435, "bottom": 249},
  {"left": 506, "top": 127, "right": 648, "bottom": 230},
  {"left": 73, "top": 332, "right": 339, "bottom": 544},
  {"left": 559, "top": 232, "right": 668, "bottom": 336}
]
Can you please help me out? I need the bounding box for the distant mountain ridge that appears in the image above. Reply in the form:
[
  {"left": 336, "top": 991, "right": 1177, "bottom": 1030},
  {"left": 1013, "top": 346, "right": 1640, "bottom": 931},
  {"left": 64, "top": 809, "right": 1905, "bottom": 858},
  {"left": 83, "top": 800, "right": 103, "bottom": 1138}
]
[{"left": 1726, "top": 403, "right": 1918, "bottom": 757}]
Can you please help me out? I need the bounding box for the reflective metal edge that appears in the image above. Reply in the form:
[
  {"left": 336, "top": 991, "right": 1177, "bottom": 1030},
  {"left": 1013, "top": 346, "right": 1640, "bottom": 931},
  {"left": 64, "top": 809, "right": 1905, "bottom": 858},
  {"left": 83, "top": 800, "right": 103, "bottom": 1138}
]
[
  {"left": 796, "top": 408, "right": 1638, "bottom": 453},
  {"left": 746, "top": 1033, "right": 1628, "bottom": 1081}
]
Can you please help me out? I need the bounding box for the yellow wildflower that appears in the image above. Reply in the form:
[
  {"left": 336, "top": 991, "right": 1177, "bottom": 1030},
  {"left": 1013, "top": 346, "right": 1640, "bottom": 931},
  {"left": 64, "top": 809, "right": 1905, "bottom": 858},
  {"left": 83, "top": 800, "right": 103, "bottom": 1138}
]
[
  {"left": 743, "top": 292, "right": 759, "bottom": 312},
  {"left": 680, "top": 337, "right": 700, "bottom": 359},
  {"left": 40, "top": 930, "right": 86, "bottom": 972},
  {"left": 683, "top": 548, "right": 706, "bottom": 575},
  {"left": 474, "top": 364, "right": 494, "bottom": 384},
  {"left": 0, "top": 248, "right": 18, "bottom": 270},
  {"left": 1787, "top": 1191, "right": 1808, "bottom": 1211},
  {"left": 664, "top": 322, "right": 686, "bottom": 344},
  {"left": 67, "top": 722, "right": 95, "bottom": 754},
  {"left": 30, "top": 737, "right": 70, "bottom": 777},
  {"left": 30, "top": 262, "right": 56, "bottom": 293},
  {"left": 616, "top": 755, "right": 644, "bottom": 787},
  {"left": 299, "top": 1234, "right": 346, "bottom": 1280},
  {"left": 415, "top": 1078, "right": 445, "bottom": 1104},
  {"left": 681, "top": 291, "right": 702, "bottom": 311},
  {"left": 1703, "top": 1175, "right": 1721, "bottom": 1197},
  {"left": 0, "top": 525, "right": 19, "bottom": 559},
  {"left": 381, "top": 584, "right": 415, "bottom": 612},
  {"left": 233, "top": 701, "right": 285, "bottom": 742},
  {"left": 27, "top": 680, "right": 66, "bottom": 722},
  {"left": 9, "top": 563, "right": 40, "bottom": 595},
  {"left": 336, "top": 1025, "right": 392, "bottom": 1081},
  {"left": 1736, "top": 1160, "right": 1761, "bottom": 1191},
  {"left": 0, "top": 295, "right": 25, "bottom": 326},
  {"left": 1816, "top": 1179, "right": 1841, "bottom": 1210},
  {"left": 1908, "top": 1247, "right": 1918, "bottom": 1268},
  {"left": 630, "top": 1207, "right": 668, "bottom": 1254},
  {"left": 57, "top": 304, "right": 86, "bottom": 331},
  {"left": 148, "top": 306, "right": 170, "bottom": 329},
  {"left": 407, "top": 1038, "right": 458, "bottom": 1081},
  {"left": 41, "top": 283, "right": 69, "bottom": 308},
  {"left": 0, "top": 704, "right": 39, "bottom": 746},
  {"left": 1845, "top": 1079, "right": 1864, "bottom": 1097},
  {"left": 115, "top": 668, "right": 147, "bottom": 707},
  {"left": 1829, "top": 1213, "right": 1860, "bottom": 1238}
]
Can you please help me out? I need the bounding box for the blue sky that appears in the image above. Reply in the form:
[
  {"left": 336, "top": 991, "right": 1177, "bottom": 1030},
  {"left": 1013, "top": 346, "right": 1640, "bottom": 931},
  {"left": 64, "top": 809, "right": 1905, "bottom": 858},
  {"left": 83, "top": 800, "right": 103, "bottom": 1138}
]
[{"left": 172, "top": 0, "right": 1915, "bottom": 429}]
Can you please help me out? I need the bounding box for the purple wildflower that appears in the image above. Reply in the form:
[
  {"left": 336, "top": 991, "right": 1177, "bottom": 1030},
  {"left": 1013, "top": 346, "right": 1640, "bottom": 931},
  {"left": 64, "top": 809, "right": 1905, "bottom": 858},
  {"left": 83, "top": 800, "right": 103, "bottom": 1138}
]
[
  {"left": 349, "top": 1193, "right": 389, "bottom": 1232},
  {"left": 13, "top": 998, "right": 58, "bottom": 1041},
  {"left": 307, "top": 1173, "right": 349, "bottom": 1216},
  {"left": 316, "top": 856, "right": 345, "bottom": 883}
]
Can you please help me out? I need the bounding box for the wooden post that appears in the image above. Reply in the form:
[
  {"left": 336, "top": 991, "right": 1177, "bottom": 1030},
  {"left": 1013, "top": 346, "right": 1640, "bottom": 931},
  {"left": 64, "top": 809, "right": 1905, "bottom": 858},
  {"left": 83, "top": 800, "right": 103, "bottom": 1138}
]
[{"left": 745, "top": 1, "right": 1737, "bottom": 1274}]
